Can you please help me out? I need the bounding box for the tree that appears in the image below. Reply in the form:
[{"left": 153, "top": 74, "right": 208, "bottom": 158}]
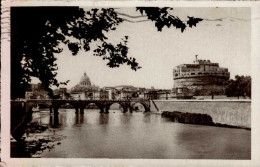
[
  {"left": 11, "top": 7, "right": 203, "bottom": 99},
  {"left": 244, "top": 76, "right": 251, "bottom": 98},
  {"left": 225, "top": 75, "right": 251, "bottom": 98}
]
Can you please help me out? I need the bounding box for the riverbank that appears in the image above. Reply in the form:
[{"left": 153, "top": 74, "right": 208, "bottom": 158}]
[
  {"left": 151, "top": 100, "right": 251, "bottom": 128},
  {"left": 161, "top": 111, "right": 251, "bottom": 130},
  {"left": 11, "top": 121, "right": 65, "bottom": 158}
]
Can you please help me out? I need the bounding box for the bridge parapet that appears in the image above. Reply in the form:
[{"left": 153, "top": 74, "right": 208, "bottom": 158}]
[{"left": 21, "top": 98, "right": 151, "bottom": 114}]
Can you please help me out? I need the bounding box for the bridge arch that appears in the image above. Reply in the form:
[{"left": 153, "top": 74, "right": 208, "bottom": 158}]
[
  {"left": 30, "top": 102, "right": 51, "bottom": 109},
  {"left": 26, "top": 100, "right": 52, "bottom": 113},
  {"left": 79, "top": 102, "right": 104, "bottom": 113},
  {"left": 84, "top": 102, "right": 103, "bottom": 110},
  {"left": 38, "top": 103, "right": 50, "bottom": 109},
  {"left": 25, "top": 99, "right": 150, "bottom": 114},
  {"left": 106, "top": 102, "right": 128, "bottom": 113},
  {"left": 50, "top": 101, "right": 100, "bottom": 114},
  {"left": 131, "top": 102, "right": 150, "bottom": 112}
]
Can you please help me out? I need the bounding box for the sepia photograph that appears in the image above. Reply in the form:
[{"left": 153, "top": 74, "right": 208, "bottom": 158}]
[{"left": 8, "top": 6, "right": 252, "bottom": 160}]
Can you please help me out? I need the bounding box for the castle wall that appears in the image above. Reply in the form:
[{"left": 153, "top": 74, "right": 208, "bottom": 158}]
[{"left": 174, "top": 76, "right": 228, "bottom": 95}]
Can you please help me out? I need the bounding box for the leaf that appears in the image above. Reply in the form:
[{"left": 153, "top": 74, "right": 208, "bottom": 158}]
[
  {"left": 187, "top": 16, "right": 203, "bottom": 28},
  {"left": 67, "top": 42, "right": 80, "bottom": 55}
]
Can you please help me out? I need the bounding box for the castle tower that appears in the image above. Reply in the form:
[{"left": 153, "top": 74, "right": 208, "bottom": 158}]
[{"left": 173, "top": 55, "right": 230, "bottom": 96}]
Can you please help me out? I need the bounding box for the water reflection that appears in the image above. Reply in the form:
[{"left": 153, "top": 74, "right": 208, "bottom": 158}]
[
  {"left": 27, "top": 109, "right": 250, "bottom": 159},
  {"left": 143, "top": 113, "right": 151, "bottom": 123},
  {"left": 120, "top": 112, "right": 133, "bottom": 124},
  {"left": 174, "top": 125, "right": 251, "bottom": 159},
  {"left": 75, "top": 114, "right": 85, "bottom": 125},
  {"left": 49, "top": 114, "right": 60, "bottom": 128},
  {"left": 99, "top": 113, "right": 109, "bottom": 125}
]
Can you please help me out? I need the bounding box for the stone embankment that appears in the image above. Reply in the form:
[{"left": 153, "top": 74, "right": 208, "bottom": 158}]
[
  {"left": 161, "top": 111, "right": 250, "bottom": 129},
  {"left": 151, "top": 100, "right": 251, "bottom": 129}
]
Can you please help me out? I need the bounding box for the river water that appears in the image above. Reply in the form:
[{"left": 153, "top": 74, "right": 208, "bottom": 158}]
[{"left": 24, "top": 109, "right": 250, "bottom": 159}]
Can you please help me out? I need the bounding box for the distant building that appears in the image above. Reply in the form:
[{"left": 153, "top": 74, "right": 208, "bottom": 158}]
[
  {"left": 53, "top": 87, "right": 69, "bottom": 99},
  {"left": 145, "top": 89, "right": 171, "bottom": 100},
  {"left": 25, "top": 83, "right": 49, "bottom": 99},
  {"left": 70, "top": 92, "right": 86, "bottom": 100},
  {"left": 115, "top": 85, "right": 139, "bottom": 99},
  {"left": 173, "top": 55, "right": 230, "bottom": 97},
  {"left": 103, "top": 85, "right": 146, "bottom": 100},
  {"left": 70, "top": 73, "right": 172, "bottom": 100},
  {"left": 70, "top": 72, "right": 100, "bottom": 100},
  {"left": 99, "top": 89, "right": 109, "bottom": 100}
]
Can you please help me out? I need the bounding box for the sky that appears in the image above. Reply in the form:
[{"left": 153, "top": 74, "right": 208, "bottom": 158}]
[{"left": 37, "top": 7, "right": 251, "bottom": 90}]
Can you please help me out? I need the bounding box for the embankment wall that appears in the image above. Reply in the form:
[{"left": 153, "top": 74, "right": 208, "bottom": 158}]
[{"left": 150, "top": 100, "right": 251, "bottom": 128}]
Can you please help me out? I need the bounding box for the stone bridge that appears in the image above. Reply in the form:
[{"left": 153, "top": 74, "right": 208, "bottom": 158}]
[
  {"left": 11, "top": 99, "right": 150, "bottom": 140},
  {"left": 25, "top": 99, "right": 151, "bottom": 114}
]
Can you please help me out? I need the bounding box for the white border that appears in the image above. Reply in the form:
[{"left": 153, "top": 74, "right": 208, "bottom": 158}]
[{"left": 1, "top": 1, "right": 260, "bottom": 166}]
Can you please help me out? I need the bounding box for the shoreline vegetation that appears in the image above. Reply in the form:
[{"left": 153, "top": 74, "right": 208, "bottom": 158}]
[
  {"left": 11, "top": 122, "right": 65, "bottom": 158},
  {"left": 161, "top": 111, "right": 251, "bottom": 130}
]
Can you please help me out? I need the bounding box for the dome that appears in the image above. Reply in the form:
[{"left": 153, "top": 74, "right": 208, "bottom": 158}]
[
  {"left": 79, "top": 72, "right": 91, "bottom": 86},
  {"left": 71, "top": 73, "right": 99, "bottom": 93}
]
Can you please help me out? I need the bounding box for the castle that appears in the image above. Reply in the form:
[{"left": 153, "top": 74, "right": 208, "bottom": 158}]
[{"left": 173, "top": 55, "right": 230, "bottom": 97}]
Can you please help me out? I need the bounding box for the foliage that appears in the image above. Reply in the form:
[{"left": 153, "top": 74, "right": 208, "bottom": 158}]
[
  {"left": 11, "top": 7, "right": 203, "bottom": 99},
  {"left": 225, "top": 75, "right": 251, "bottom": 98},
  {"left": 93, "top": 36, "right": 140, "bottom": 70},
  {"left": 12, "top": 7, "right": 125, "bottom": 99},
  {"left": 136, "top": 7, "right": 203, "bottom": 32}
]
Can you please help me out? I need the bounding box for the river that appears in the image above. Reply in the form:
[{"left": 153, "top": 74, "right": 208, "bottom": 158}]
[{"left": 13, "top": 109, "right": 250, "bottom": 159}]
